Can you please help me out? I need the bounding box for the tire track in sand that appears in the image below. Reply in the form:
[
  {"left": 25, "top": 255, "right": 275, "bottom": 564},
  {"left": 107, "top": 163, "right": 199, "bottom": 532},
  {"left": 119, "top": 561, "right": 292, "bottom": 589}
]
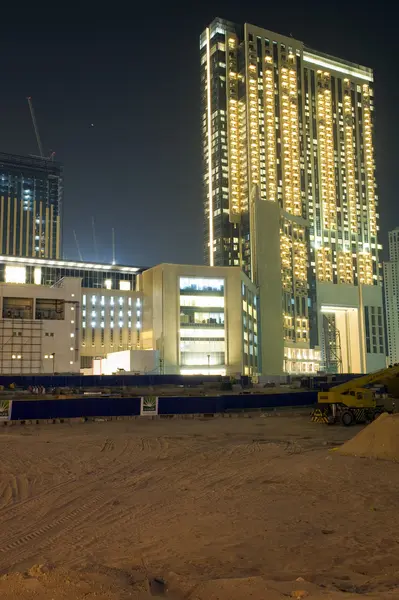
[{"left": 0, "top": 491, "right": 106, "bottom": 555}]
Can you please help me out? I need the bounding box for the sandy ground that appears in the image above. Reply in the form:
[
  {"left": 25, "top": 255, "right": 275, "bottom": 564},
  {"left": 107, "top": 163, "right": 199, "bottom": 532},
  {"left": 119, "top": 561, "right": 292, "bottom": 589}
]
[{"left": 1, "top": 414, "right": 399, "bottom": 598}]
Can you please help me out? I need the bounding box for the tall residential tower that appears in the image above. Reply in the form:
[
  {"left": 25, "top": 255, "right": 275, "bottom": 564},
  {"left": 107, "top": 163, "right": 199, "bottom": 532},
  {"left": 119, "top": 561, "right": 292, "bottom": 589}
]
[
  {"left": 0, "top": 152, "right": 63, "bottom": 259},
  {"left": 201, "top": 18, "right": 385, "bottom": 375}
]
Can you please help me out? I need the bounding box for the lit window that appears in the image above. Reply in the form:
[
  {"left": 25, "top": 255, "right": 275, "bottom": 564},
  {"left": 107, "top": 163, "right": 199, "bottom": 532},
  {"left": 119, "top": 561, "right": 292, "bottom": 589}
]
[
  {"left": 136, "top": 321, "right": 141, "bottom": 329},
  {"left": 104, "top": 279, "right": 112, "bottom": 290},
  {"left": 101, "top": 296, "right": 105, "bottom": 306},
  {"left": 34, "top": 267, "right": 41, "bottom": 285},
  {"left": 83, "top": 322, "right": 86, "bottom": 328},
  {"left": 70, "top": 347, "right": 74, "bottom": 351},
  {"left": 119, "top": 297, "right": 124, "bottom": 306},
  {"left": 110, "top": 321, "right": 114, "bottom": 328},
  {"left": 119, "top": 280, "right": 130, "bottom": 291},
  {"left": 70, "top": 333, "right": 74, "bottom": 338},
  {"left": 136, "top": 298, "right": 141, "bottom": 307},
  {"left": 180, "top": 328, "right": 225, "bottom": 339},
  {"left": 83, "top": 295, "right": 86, "bottom": 306},
  {"left": 180, "top": 296, "right": 224, "bottom": 308},
  {"left": 128, "top": 321, "right": 132, "bottom": 328},
  {"left": 119, "top": 321, "right": 123, "bottom": 328},
  {"left": 137, "top": 310, "right": 141, "bottom": 317},
  {"left": 101, "top": 322, "right": 104, "bottom": 328},
  {"left": 91, "top": 321, "right": 96, "bottom": 328},
  {"left": 70, "top": 361, "right": 74, "bottom": 365},
  {"left": 110, "top": 297, "right": 114, "bottom": 306},
  {"left": 5, "top": 265, "right": 26, "bottom": 284},
  {"left": 91, "top": 295, "right": 96, "bottom": 305},
  {"left": 91, "top": 310, "right": 96, "bottom": 317}
]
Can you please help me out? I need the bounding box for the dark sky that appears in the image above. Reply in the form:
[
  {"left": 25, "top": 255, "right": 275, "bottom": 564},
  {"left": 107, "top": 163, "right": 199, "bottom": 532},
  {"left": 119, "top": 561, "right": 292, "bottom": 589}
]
[{"left": 0, "top": 2, "right": 397, "bottom": 266}]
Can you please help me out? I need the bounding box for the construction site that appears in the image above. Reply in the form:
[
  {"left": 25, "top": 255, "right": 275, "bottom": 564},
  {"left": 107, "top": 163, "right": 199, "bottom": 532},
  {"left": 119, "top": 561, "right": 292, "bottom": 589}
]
[
  {"left": 0, "top": 367, "right": 399, "bottom": 599},
  {"left": 1, "top": 409, "right": 399, "bottom": 600},
  {"left": 0, "top": 5, "right": 396, "bottom": 595}
]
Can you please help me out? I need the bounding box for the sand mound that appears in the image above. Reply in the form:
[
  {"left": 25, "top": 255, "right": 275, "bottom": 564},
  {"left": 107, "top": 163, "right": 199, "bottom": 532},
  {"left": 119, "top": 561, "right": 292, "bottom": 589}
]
[{"left": 338, "top": 412, "right": 399, "bottom": 461}]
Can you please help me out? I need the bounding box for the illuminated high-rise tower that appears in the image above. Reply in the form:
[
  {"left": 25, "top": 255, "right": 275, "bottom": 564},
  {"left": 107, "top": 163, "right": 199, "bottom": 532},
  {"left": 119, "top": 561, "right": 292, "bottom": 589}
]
[
  {"left": 200, "top": 18, "right": 385, "bottom": 374},
  {"left": 0, "top": 152, "right": 63, "bottom": 259}
]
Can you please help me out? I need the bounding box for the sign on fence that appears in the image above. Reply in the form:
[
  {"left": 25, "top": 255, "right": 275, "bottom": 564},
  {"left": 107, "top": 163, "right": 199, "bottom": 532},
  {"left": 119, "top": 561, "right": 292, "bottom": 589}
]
[
  {"left": 140, "top": 396, "right": 158, "bottom": 416},
  {"left": 0, "top": 400, "right": 12, "bottom": 421}
]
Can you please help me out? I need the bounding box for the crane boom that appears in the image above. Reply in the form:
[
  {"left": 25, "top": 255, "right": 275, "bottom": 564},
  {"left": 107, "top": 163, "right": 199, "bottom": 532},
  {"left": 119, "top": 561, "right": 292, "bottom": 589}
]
[
  {"left": 330, "top": 363, "right": 399, "bottom": 393},
  {"left": 27, "top": 97, "right": 44, "bottom": 158}
]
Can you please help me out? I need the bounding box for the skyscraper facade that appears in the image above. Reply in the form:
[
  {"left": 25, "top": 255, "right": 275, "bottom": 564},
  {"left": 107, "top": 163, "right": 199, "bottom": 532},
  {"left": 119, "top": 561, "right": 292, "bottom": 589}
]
[
  {"left": 0, "top": 152, "right": 63, "bottom": 259},
  {"left": 383, "top": 228, "right": 399, "bottom": 365},
  {"left": 200, "top": 18, "right": 385, "bottom": 375}
]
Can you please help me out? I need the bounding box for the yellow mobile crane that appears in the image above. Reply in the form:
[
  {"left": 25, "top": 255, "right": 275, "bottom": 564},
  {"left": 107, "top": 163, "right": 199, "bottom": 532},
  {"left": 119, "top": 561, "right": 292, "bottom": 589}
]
[{"left": 312, "top": 364, "right": 399, "bottom": 426}]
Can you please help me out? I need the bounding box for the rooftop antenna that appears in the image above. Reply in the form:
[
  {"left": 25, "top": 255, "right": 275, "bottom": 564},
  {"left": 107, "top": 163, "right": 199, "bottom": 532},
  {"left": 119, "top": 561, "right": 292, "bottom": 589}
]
[
  {"left": 92, "top": 217, "right": 98, "bottom": 261},
  {"left": 27, "top": 97, "right": 44, "bottom": 158},
  {"left": 112, "top": 228, "right": 116, "bottom": 265},
  {"left": 73, "top": 230, "right": 83, "bottom": 261}
]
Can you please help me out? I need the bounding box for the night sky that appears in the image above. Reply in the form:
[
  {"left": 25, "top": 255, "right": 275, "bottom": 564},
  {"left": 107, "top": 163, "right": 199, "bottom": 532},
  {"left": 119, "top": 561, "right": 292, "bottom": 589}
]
[{"left": 0, "top": 2, "right": 397, "bottom": 266}]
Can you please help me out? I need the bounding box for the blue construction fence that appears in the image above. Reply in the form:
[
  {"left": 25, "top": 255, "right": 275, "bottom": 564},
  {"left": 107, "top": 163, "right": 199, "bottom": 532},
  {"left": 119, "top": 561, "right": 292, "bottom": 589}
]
[
  {"left": 8, "top": 391, "right": 317, "bottom": 421},
  {"left": 0, "top": 373, "right": 361, "bottom": 392},
  {"left": 0, "top": 374, "right": 228, "bottom": 389}
]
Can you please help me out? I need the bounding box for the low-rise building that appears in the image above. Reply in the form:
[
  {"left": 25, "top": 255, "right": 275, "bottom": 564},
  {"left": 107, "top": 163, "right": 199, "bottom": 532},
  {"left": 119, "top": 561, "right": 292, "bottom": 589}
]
[
  {"left": 142, "top": 263, "right": 258, "bottom": 375},
  {"left": 0, "top": 256, "right": 257, "bottom": 376}
]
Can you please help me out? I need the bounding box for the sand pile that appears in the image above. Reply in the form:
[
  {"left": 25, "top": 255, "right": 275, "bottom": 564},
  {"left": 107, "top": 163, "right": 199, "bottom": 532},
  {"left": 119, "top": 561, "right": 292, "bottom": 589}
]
[{"left": 338, "top": 412, "right": 399, "bottom": 461}]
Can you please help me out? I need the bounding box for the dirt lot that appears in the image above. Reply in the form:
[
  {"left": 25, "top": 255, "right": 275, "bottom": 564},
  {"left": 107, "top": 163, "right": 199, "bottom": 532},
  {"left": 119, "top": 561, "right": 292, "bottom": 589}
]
[{"left": 1, "top": 413, "right": 399, "bottom": 599}]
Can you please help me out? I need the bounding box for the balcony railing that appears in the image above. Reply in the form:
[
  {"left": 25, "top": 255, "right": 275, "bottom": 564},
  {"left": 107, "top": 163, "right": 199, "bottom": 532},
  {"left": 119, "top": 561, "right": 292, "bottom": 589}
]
[{"left": 180, "top": 321, "right": 224, "bottom": 327}]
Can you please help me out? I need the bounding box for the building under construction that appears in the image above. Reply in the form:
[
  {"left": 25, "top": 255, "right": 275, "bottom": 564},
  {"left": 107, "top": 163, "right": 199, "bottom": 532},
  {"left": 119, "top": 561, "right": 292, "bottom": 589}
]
[{"left": 0, "top": 152, "right": 63, "bottom": 260}]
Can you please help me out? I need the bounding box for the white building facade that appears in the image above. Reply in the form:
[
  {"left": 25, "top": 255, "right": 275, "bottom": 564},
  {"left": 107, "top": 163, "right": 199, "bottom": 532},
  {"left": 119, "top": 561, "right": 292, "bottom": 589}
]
[
  {"left": 384, "top": 228, "right": 399, "bottom": 365},
  {"left": 142, "top": 263, "right": 258, "bottom": 376}
]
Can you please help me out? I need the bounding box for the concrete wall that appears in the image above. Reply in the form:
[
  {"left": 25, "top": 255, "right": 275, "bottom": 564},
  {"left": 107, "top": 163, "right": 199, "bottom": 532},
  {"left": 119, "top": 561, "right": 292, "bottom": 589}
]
[
  {"left": 142, "top": 264, "right": 179, "bottom": 373},
  {"left": 0, "top": 277, "right": 81, "bottom": 374},
  {"left": 255, "top": 200, "right": 284, "bottom": 375},
  {"left": 362, "top": 283, "right": 386, "bottom": 372},
  {"left": 92, "top": 349, "right": 159, "bottom": 375}
]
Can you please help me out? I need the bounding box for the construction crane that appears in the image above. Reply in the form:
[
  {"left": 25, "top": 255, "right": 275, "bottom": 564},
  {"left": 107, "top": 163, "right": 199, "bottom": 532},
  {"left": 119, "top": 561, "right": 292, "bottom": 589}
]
[
  {"left": 312, "top": 363, "right": 399, "bottom": 426},
  {"left": 27, "top": 97, "right": 44, "bottom": 158}
]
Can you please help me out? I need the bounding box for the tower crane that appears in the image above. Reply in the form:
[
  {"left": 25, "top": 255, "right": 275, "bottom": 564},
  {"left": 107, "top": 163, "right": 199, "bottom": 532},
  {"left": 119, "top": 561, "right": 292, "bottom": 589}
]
[
  {"left": 27, "top": 97, "right": 44, "bottom": 158},
  {"left": 27, "top": 97, "right": 55, "bottom": 160}
]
